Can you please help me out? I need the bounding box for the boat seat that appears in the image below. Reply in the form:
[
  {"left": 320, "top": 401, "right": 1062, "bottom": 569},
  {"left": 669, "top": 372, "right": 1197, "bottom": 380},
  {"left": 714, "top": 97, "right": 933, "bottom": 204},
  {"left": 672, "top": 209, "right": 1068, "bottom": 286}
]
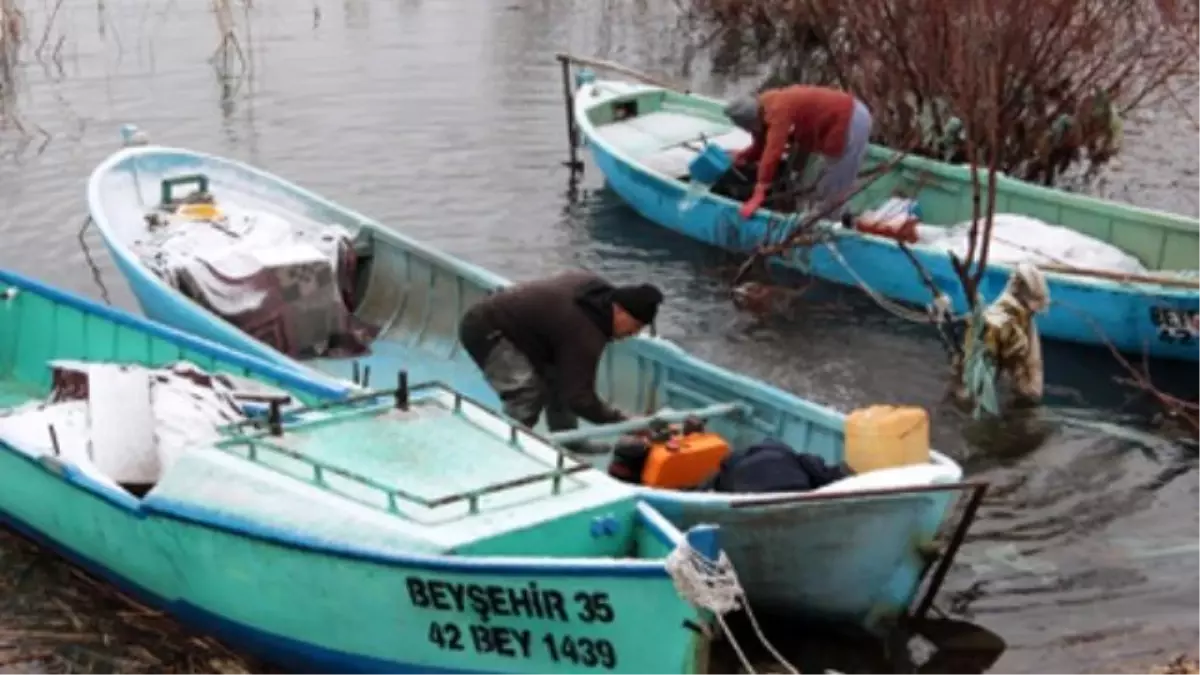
[
  {"left": 593, "top": 111, "right": 751, "bottom": 178},
  {"left": 348, "top": 239, "right": 406, "bottom": 336}
]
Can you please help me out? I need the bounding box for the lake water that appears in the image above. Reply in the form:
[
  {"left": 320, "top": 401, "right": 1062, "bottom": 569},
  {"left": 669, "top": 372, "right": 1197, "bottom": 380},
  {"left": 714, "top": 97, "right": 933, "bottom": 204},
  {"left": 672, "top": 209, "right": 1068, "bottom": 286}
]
[{"left": 0, "top": 0, "right": 1197, "bottom": 672}]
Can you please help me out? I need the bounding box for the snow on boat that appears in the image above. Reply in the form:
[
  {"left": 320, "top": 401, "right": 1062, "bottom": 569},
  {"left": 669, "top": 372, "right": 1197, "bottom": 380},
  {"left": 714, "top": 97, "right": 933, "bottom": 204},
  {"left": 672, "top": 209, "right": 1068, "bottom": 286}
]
[
  {"left": 0, "top": 267, "right": 722, "bottom": 674},
  {"left": 570, "top": 76, "right": 1199, "bottom": 362},
  {"left": 87, "top": 128, "right": 984, "bottom": 635}
]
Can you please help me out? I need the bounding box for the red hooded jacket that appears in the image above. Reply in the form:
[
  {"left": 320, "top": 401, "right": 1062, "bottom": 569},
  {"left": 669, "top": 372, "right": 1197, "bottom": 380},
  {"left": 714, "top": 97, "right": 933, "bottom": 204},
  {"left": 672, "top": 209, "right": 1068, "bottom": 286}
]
[{"left": 734, "top": 86, "right": 855, "bottom": 189}]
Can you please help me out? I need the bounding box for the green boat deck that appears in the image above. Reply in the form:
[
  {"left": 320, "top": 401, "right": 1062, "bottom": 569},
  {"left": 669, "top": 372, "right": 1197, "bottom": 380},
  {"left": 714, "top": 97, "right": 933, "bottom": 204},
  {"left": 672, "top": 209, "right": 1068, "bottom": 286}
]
[
  {"left": 149, "top": 386, "right": 638, "bottom": 558},
  {"left": 268, "top": 407, "right": 575, "bottom": 509}
]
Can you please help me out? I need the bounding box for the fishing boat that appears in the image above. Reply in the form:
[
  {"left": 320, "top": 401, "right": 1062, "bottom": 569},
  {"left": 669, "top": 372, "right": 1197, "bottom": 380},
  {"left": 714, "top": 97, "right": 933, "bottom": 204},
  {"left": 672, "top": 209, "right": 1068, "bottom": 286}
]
[
  {"left": 87, "top": 127, "right": 984, "bottom": 636},
  {"left": 566, "top": 74, "right": 1199, "bottom": 362},
  {"left": 0, "top": 267, "right": 726, "bottom": 674}
]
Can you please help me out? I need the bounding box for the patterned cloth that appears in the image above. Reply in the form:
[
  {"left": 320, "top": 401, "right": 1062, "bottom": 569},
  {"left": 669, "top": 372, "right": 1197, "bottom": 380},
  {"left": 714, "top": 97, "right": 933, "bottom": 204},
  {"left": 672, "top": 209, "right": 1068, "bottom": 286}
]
[
  {"left": 955, "top": 263, "right": 1050, "bottom": 414},
  {"left": 176, "top": 233, "right": 375, "bottom": 358},
  {"left": 138, "top": 207, "right": 377, "bottom": 358}
]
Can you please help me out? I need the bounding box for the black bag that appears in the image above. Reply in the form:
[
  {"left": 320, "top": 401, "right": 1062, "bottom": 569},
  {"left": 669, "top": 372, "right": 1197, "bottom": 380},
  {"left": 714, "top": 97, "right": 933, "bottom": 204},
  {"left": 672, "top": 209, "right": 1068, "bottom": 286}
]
[{"left": 699, "top": 439, "right": 854, "bottom": 493}]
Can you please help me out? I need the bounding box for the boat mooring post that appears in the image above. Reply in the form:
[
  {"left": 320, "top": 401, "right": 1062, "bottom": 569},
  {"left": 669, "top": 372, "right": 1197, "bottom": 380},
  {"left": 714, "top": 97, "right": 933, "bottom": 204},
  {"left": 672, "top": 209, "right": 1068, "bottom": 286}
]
[
  {"left": 556, "top": 54, "right": 585, "bottom": 176},
  {"left": 395, "top": 370, "right": 410, "bottom": 411},
  {"left": 47, "top": 424, "right": 61, "bottom": 456},
  {"left": 267, "top": 400, "right": 283, "bottom": 437}
]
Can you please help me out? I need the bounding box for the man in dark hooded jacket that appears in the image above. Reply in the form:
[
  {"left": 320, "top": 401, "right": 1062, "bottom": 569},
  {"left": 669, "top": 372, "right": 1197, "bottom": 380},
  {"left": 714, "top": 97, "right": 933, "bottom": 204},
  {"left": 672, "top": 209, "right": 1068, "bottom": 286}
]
[{"left": 458, "top": 271, "right": 663, "bottom": 446}]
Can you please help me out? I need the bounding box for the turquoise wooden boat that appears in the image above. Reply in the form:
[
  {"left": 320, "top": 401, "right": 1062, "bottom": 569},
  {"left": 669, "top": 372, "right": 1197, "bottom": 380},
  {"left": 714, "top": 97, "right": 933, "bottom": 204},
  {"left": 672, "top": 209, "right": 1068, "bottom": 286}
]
[
  {"left": 0, "top": 267, "right": 723, "bottom": 674},
  {"left": 569, "top": 77, "right": 1200, "bottom": 362},
  {"left": 87, "top": 130, "right": 984, "bottom": 636}
]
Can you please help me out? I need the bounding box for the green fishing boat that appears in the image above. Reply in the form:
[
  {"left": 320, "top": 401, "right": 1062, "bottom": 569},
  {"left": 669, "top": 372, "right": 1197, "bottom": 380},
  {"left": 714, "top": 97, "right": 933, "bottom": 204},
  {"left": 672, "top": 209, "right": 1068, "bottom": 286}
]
[
  {"left": 0, "top": 268, "right": 724, "bottom": 674},
  {"left": 567, "top": 73, "right": 1199, "bottom": 361}
]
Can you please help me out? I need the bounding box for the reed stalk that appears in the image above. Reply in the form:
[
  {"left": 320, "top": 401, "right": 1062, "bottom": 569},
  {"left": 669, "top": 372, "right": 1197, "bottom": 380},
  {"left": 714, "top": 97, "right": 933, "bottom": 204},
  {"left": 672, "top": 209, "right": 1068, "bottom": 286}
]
[
  {"left": 0, "top": 0, "right": 22, "bottom": 83},
  {"left": 210, "top": 0, "right": 248, "bottom": 81}
]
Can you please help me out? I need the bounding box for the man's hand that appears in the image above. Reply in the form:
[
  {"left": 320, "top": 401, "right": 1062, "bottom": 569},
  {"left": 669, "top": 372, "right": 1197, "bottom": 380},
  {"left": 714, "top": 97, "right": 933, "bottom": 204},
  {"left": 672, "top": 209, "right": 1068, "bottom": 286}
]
[{"left": 739, "top": 184, "right": 767, "bottom": 220}]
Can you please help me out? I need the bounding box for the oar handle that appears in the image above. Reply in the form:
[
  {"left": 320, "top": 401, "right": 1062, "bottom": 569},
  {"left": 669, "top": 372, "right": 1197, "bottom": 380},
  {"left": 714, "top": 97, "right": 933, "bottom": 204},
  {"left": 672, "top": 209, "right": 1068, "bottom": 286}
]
[
  {"left": 554, "top": 52, "right": 686, "bottom": 93},
  {"left": 549, "top": 402, "right": 749, "bottom": 445}
]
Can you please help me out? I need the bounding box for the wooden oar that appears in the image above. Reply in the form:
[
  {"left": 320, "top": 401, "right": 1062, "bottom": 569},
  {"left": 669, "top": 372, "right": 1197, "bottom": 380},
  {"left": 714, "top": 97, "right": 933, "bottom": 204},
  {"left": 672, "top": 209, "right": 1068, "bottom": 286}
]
[
  {"left": 554, "top": 52, "right": 687, "bottom": 93},
  {"left": 978, "top": 231, "right": 1198, "bottom": 289},
  {"left": 1035, "top": 262, "right": 1198, "bottom": 289}
]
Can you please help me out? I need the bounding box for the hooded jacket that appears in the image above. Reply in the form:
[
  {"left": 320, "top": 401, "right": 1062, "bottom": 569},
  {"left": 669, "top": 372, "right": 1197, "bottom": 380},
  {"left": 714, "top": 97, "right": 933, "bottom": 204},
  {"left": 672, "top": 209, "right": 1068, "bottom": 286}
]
[
  {"left": 459, "top": 271, "right": 626, "bottom": 424},
  {"left": 732, "top": 86, "right": 855, "bottom": 191}
]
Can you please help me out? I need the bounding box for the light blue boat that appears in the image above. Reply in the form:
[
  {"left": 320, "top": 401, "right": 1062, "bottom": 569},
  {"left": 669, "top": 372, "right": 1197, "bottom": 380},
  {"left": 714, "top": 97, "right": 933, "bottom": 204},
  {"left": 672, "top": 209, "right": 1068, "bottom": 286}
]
[
  {"left": 569, "top": 77, "right": 1199, "bottom": 362},
  {"left": 0, "top": 266, "right": 723, "bottom": 674},
  {"left": 87, "top": 129, "right": 985, "bottom": 636}
]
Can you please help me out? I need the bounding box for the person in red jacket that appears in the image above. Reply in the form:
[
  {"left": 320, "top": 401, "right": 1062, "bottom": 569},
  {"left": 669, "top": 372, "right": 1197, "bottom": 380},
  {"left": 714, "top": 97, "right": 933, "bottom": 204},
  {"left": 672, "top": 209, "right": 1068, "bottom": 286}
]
[{"left": 723, "top": 85, "right": 873, "bottom": 222}]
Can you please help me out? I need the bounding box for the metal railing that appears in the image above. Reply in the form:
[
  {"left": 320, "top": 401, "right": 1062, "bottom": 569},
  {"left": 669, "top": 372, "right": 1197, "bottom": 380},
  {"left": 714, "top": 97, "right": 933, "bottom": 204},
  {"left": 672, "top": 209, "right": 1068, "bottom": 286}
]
[{"left": 217, "top": 374, "right": 595, "bottom": 517}]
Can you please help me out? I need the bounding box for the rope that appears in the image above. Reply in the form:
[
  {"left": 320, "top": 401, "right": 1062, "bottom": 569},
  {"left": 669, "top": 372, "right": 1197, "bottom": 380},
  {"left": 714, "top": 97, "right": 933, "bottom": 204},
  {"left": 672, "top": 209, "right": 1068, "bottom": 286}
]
[
  {"left": 819, "top": 237, "right": 969, "bottom": 325},
  {"left": 816, "top": 235, "right": 1004, "bottom": 417},
  {"left": 961, "top": 299, "right": 1001, "bottom": 418},
  {"left": 78, "top": 215, "right": 113, "bottom": 306},
  {"left": 665, "top": 539, "right": 799, "bottom": 675},
  {"left": 739, "top": 210, "right": 977, "bottom": 363}
]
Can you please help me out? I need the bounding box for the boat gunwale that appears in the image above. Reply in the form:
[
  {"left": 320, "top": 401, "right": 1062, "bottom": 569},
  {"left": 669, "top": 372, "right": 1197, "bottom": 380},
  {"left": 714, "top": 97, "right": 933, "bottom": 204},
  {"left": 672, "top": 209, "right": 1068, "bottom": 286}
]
[
  {"left": 572, "top": 80, "right": 1200, "bottom": 295},
  {"left": 0, "top": 268, "right": 707, "bottom": 579},
  {"left": 632, "top": 453, "right": 963, "bottom": 505}
]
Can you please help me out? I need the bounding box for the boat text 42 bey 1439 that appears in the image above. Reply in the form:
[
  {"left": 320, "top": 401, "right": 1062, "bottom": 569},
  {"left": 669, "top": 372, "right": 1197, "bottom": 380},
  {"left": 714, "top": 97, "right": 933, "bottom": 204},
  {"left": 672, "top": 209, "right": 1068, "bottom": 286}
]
[{"left": 406, "top": 576, "right": 621, "bottom": 669}]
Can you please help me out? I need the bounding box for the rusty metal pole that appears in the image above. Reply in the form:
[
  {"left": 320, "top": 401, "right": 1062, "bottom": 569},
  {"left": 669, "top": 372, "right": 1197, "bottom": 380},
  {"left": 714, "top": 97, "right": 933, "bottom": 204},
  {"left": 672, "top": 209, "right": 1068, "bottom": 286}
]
[
  {"left": 911, "top": 482, "right": 989, "bottom": 620},
  {"left": 557, "top": 54, "right": 584, "bottom": 175}
]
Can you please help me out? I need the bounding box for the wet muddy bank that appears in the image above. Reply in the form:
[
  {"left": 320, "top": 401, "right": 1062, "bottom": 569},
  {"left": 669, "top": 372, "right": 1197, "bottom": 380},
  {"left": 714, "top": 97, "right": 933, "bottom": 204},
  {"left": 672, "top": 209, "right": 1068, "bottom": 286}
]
[{"left": 0, "top": 528, "right": 260, "bottom": 674}]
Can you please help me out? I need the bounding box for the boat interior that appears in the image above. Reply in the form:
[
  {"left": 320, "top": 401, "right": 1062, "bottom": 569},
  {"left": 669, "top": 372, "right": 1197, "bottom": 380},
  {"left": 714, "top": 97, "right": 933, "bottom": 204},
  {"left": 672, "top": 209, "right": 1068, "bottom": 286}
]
[
  {"left": 90, "top": 148, "right": 966, "bottom": 503},
  {"left": 0, "top": 277, "right": 702, "bottom": 561},
  {"left": 577, "top": 80, "right": 1200, "bottom": 274}
]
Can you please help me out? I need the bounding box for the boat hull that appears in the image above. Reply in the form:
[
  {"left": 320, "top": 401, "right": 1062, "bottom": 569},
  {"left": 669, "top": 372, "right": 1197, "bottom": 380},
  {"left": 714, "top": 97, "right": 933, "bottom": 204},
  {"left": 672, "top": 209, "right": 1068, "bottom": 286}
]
[
  {"left": 0, "top": 270, "right": 711, "bottom": 675},
  {"left": 641, "top": 487, "right": 954, "bottom": 630},
  {"left": 584, "top": 137, "right": 1199, "bottom": 362},
  {"left": 86, "top": 142, "right": 973, "bottom": 636}
]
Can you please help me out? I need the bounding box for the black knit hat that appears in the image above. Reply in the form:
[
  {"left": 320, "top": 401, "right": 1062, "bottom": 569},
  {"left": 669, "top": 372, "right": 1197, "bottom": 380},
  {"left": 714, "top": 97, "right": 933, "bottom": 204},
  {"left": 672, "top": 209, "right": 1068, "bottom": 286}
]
[{"left": 612, "top": 283, "right": 664, "bottom": 325}]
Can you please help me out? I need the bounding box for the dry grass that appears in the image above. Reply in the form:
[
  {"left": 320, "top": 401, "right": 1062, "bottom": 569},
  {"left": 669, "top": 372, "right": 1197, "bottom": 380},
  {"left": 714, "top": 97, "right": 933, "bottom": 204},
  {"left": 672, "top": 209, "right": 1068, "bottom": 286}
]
[
  {"left": 2, "top": 0, "right": 252, "bottom": 139},
  {"left": 0, "top": 527, "right": 264, "bottom": 674},
  {"left": 0, "top": 0, "right": 22, "bottom": 83},
  {"left": 1151, "top": 654, "right": 1200, "bottom": 674}
]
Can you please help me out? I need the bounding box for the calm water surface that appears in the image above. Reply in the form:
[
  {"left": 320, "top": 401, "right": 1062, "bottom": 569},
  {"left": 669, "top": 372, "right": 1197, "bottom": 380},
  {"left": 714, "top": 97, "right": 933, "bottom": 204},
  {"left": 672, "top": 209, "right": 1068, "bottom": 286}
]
[{"left": 0, "top": 0, "right": 1197, "bottom": 672}]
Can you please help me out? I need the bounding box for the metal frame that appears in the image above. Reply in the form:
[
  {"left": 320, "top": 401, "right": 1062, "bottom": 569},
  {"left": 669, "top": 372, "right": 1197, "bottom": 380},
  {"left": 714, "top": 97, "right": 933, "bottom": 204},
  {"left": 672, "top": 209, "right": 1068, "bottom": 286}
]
[{"left": 217, "top": 374, "right": 599, "bottom": 517}]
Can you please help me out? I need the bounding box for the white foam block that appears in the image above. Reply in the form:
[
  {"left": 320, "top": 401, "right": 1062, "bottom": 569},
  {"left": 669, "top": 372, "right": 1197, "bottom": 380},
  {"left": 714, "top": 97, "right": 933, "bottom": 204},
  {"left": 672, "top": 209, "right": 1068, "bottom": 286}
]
[{"left": 87, "top": 365, "right": 160, "bottom": 485}]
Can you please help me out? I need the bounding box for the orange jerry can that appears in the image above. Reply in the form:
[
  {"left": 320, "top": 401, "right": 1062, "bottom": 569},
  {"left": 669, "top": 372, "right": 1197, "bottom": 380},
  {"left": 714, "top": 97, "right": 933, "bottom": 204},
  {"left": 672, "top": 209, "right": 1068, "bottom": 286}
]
[{"left": 641, "top": 430, "right": 731, "bottom": 490}]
